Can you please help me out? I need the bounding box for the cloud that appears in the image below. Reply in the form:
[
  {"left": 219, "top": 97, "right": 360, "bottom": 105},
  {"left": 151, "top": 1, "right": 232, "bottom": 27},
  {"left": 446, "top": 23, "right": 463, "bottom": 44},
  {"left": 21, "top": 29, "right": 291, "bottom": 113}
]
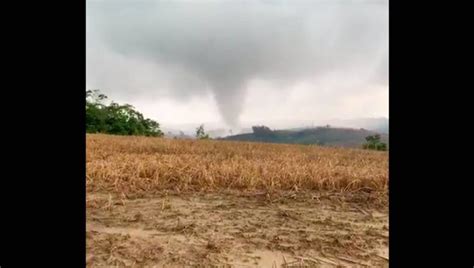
[{"left": 87, "top": 0, "right": 388, "bottom": 127}]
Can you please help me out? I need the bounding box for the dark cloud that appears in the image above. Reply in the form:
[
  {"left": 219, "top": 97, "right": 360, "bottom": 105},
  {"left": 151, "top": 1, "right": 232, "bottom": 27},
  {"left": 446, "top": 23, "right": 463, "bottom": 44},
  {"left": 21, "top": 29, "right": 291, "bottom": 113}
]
[{"left": 87, "top": 0, "right": 388, "bottom": 127}]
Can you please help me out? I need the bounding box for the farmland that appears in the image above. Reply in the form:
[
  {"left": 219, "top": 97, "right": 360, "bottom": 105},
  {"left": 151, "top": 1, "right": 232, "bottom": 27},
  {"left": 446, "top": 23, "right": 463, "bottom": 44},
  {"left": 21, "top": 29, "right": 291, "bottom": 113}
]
[{"left": 86, "top": 134, "right": 388, "bottom": 267}]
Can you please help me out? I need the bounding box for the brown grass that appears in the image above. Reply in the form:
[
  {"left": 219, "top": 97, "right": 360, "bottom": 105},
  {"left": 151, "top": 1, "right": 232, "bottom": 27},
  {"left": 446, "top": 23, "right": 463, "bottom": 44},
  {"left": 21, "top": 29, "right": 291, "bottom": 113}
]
[{"left": 86, "top": 134, "right": 388, "bottom": 196}]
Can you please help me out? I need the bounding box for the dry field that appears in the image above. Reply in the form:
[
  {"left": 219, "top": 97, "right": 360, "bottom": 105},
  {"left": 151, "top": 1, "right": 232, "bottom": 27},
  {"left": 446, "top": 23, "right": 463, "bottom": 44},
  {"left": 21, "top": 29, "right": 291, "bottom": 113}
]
[{"left": 86, "top": 134, "right": 388, "bottom": 267}]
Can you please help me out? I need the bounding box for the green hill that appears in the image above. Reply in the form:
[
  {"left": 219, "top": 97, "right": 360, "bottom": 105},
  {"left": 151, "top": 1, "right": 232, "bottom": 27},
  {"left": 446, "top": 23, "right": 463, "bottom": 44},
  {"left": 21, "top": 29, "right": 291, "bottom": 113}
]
[{"left": 221, "top": 126, "right": 388, "bottom": 148}]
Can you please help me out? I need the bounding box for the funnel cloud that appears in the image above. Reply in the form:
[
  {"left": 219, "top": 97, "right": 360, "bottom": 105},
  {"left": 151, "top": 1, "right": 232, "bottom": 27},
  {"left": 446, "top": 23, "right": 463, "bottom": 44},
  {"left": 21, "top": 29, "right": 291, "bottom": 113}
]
[{"left": 87, "top": 0, "right": 388, "bottom": 128}]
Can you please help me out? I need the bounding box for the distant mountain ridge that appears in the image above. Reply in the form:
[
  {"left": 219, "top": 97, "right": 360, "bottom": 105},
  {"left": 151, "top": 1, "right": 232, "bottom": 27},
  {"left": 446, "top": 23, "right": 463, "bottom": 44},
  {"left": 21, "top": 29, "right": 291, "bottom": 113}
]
[
  {"left": 322, "top": 117, "right": 388, "bottom": 134},
  {"left": 222, "top": 126, "right": 388, "bottom": 148},
  {"left": 161, "top": 117, "right": 388, "bottom": 140}
]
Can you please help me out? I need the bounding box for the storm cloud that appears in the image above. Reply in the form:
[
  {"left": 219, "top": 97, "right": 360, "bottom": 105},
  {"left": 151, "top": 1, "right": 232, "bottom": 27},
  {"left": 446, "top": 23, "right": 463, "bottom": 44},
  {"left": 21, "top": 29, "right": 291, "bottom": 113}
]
[{"left": 87, "top": 0, "right": 388, "bottom": 127}]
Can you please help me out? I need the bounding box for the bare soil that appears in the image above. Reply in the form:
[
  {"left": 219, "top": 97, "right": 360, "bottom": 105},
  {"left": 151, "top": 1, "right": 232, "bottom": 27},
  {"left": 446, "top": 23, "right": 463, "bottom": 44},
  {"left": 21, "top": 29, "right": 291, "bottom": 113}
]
[{"left": 86, "top": 191, "right": 388, "bottom": 267}]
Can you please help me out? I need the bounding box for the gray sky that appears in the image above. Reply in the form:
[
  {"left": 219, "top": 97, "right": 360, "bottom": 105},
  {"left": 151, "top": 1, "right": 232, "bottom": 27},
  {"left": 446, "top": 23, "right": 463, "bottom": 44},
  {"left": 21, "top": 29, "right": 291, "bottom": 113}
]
[{"left": 86, "top": 0, "right": 388, "bottom": 129}]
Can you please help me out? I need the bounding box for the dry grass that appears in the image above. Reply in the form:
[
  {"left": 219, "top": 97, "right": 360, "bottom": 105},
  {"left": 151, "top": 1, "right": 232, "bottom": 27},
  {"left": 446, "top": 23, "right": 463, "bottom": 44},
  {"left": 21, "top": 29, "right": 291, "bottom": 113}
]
[
  {"left": 87, "top": 133, "right": 389, "bottom": 266},
  {"left": 86, "top": 134, "right": 388, "bottom": 196}
]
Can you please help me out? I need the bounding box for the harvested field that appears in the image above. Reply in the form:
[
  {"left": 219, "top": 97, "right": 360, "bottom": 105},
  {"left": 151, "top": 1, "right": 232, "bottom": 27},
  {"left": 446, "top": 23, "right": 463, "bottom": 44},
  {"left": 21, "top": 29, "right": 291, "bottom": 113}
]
[
  {"left": 86, "top": 134, "right": 388, "bottom": 195},
  {"left": 86, "top": 134, "right": 388, "bottom": 267}
]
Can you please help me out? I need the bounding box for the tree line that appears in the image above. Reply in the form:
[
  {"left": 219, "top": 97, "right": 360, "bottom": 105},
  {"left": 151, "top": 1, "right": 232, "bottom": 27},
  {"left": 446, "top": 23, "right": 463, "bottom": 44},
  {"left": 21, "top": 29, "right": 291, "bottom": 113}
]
[{"left": 86, "top": 90, "right": 164, "bottom": 137}]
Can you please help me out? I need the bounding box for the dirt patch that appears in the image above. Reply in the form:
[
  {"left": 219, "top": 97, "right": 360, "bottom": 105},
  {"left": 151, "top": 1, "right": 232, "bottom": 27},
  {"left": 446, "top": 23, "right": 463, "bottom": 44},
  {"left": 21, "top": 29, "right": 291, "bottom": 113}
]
[{"left": 87, "top": 191, "right": 388, "bottom": 267}]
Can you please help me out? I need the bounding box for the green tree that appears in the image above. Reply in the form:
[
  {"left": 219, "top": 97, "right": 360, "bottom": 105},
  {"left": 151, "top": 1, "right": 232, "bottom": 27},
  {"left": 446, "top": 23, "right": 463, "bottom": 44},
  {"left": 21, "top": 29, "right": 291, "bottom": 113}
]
[
  {"left": 86, "top": 90, "right": 109, "bottom": 133},
  {"left": 196, "top": 124, "right": 210, "bottom": 140},
  {"left": 252, "top": 125, "right": 275, "bottom": 137},
  {"left": 86, "top": 90, "right": 163, "bottom": 137},
  {"left": 362, "top": 134, "right": 387, "bottom": 151}
]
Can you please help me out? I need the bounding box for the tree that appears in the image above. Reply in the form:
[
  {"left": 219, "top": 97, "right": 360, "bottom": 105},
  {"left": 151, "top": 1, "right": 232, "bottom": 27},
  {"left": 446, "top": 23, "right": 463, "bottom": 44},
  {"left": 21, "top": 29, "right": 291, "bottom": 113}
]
[
  {"left": 86, "top": 89, "right": 163, "bottom": 137},
  {"left": 196, "top": 124, "right": 210, "bottom": 139},
  {"left": 252, "top": 125, "right": 274, "bottom": 137},
  {"left": 362, "top": 134, "right": 387, "bottom": 151}
]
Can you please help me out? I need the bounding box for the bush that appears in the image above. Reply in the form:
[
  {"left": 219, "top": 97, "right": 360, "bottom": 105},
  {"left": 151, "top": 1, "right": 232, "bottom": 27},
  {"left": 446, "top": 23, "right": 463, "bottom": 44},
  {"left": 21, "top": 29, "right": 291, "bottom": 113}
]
[{"left": 362, "top": 134, "right": 387, "bottom": 151}]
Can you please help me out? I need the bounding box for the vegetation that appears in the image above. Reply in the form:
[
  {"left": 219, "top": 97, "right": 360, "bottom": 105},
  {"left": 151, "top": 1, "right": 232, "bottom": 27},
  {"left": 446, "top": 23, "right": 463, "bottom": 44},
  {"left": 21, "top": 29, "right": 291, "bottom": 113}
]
[
  {"left": 86, "top": 134, "right": 388, "bottom": 195},
  {"left": 223, "top": 126, "right": 388, "bottom": 148},
  {"left": 362, "top": 134, "right": 387, "bottom": 151},
  {"left": 86, "top": 134, "right": 388, "bottom": 267},
  {"left": 195, "top": 124, "right": 210, "bottom": 140},
  {"left": 86, "top": 90, "right": 163, "bottom": 137},
  {"left": 252, "top": 125, "right": 275, "bottom": 137}
]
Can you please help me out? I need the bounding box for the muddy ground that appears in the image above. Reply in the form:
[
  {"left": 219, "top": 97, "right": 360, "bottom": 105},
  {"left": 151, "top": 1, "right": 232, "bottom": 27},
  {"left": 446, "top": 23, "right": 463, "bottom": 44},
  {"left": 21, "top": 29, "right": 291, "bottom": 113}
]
[{"left": 86, "top": 191, "right": 388, "bottom": 267}]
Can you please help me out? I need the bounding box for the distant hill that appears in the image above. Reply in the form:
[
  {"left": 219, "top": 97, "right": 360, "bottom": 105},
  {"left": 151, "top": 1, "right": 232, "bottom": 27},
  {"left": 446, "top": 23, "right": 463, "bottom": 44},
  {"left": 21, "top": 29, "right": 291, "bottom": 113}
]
[
  {"left": 322, "top": 117, "right": 388, "bottom": 134},
  {"left": 160, "top": 117, "right": 388, "bottom": 139},
  {"left": 221, "top": 126, "right": 388, "bottom": 148}
]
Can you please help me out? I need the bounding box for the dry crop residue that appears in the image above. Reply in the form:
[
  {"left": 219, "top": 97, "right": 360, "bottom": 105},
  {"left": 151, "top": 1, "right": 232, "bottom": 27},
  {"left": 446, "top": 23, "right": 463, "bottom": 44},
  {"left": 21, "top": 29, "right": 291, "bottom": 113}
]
[{"left": 86, "top": 134, "right": 388, "bottom": 267}]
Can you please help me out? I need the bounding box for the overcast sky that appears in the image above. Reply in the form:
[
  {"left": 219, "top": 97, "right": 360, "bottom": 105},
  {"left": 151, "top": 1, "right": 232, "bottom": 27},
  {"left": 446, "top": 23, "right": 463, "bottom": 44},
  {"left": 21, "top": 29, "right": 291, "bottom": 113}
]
[{"left": 86, "top": 0, "right": 388, "bottom": 129}]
